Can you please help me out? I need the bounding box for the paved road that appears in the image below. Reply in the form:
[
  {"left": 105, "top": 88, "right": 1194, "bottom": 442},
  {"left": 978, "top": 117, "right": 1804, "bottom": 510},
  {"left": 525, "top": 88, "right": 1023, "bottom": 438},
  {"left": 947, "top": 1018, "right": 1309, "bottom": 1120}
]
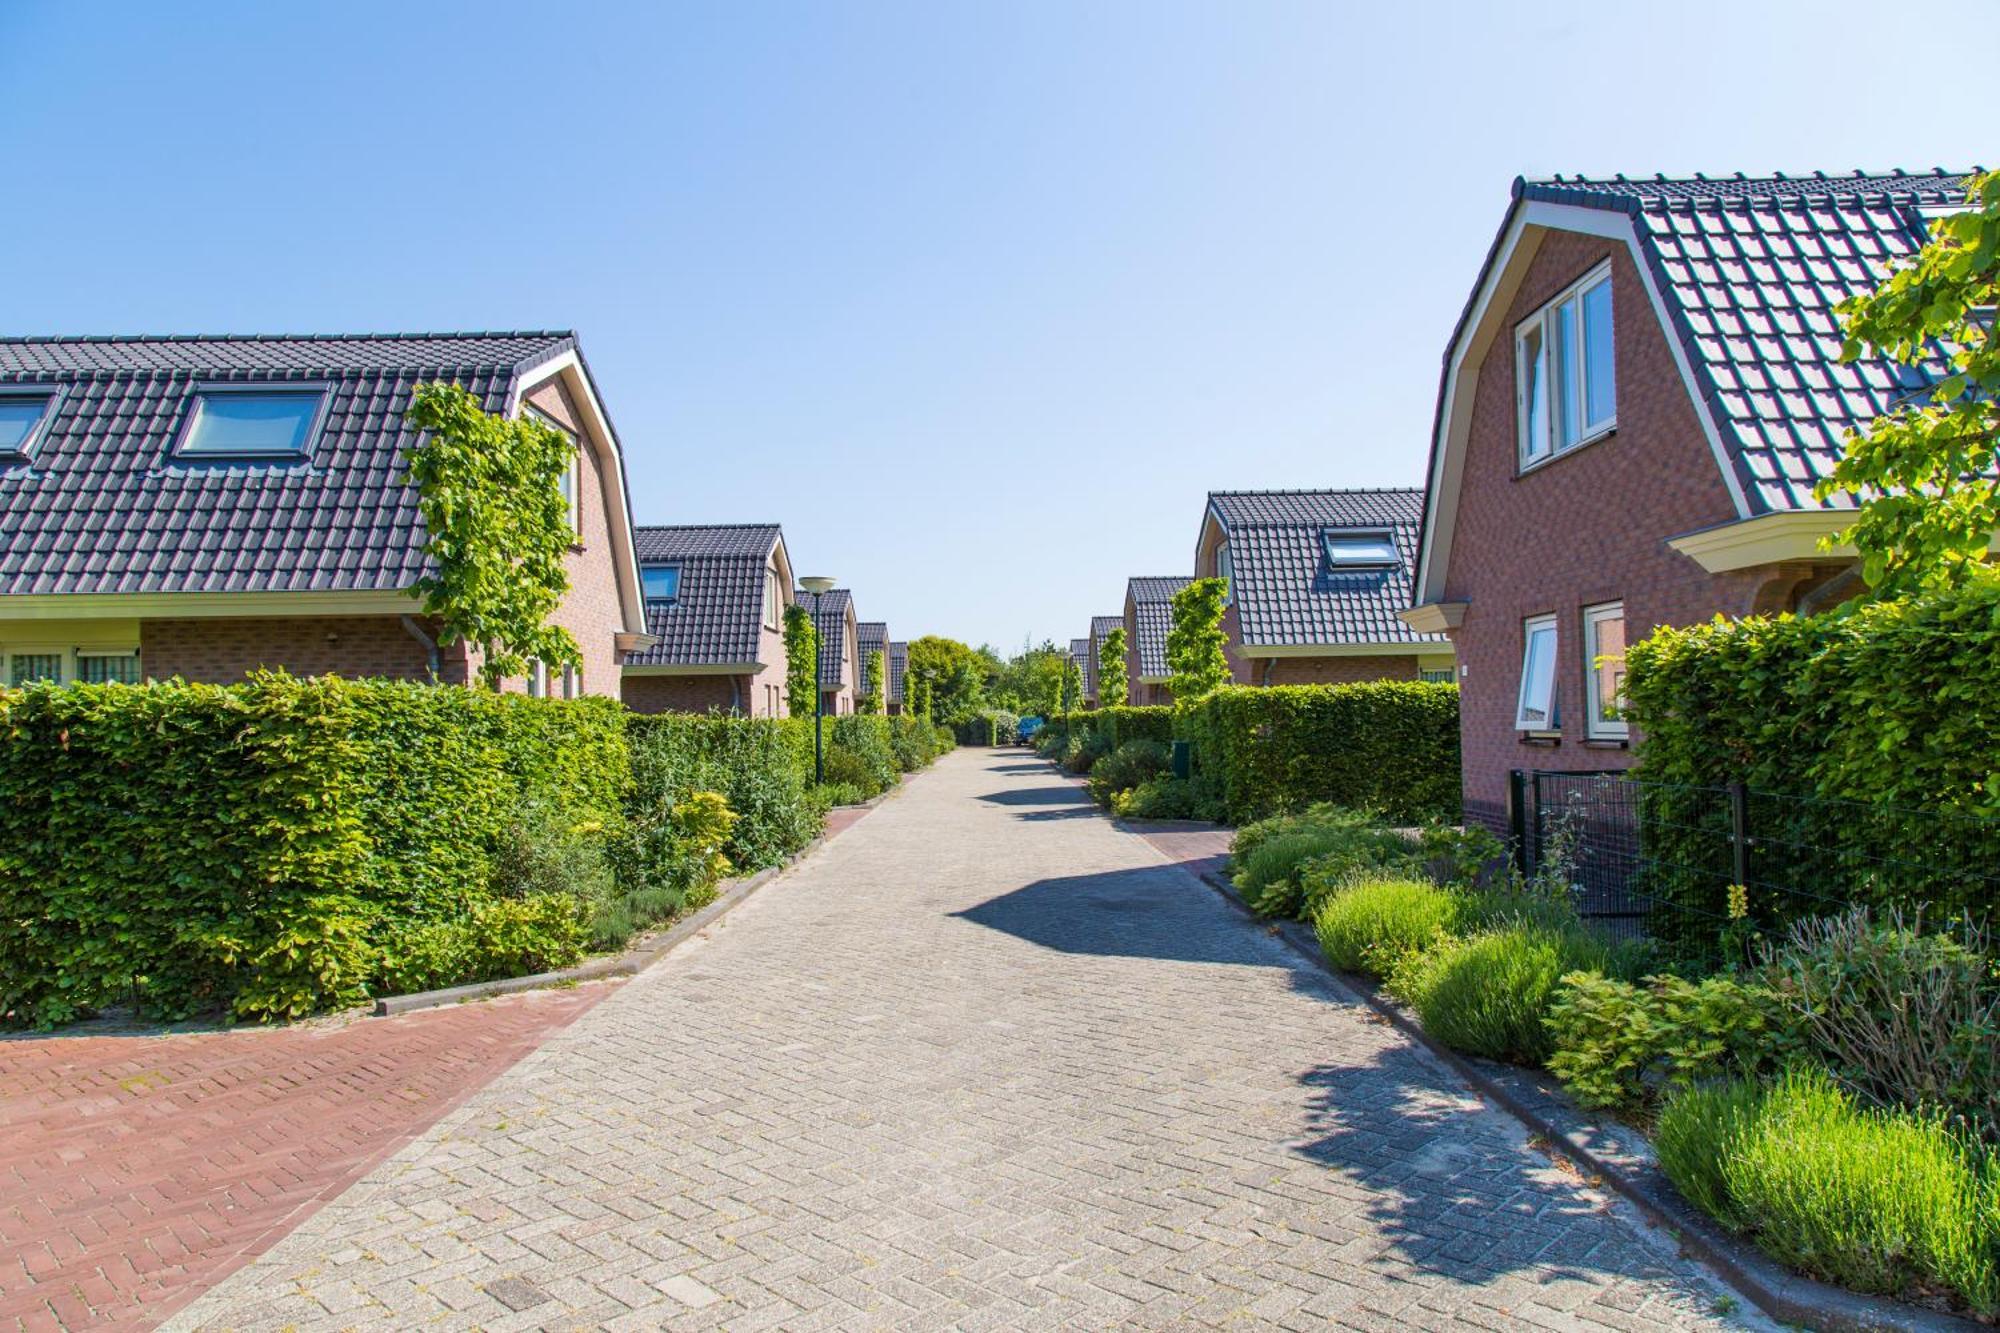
[{"left": 170, "top": 750, "right": 1749, "bottom": 1331}]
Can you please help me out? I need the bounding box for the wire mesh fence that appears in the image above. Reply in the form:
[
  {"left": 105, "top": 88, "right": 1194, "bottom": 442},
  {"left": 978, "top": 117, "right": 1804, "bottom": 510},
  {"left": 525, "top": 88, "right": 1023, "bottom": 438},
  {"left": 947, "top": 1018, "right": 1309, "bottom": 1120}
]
[{"left": 1511, "top": 768, "right": 2000, "bottom": 949}]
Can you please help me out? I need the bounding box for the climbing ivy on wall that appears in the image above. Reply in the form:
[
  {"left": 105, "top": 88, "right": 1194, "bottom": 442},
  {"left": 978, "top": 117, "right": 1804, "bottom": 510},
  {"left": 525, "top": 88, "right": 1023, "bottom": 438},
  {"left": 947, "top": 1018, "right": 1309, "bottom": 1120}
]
[{"left": 783, "top": 604, "right": 818, "bottom": 717}]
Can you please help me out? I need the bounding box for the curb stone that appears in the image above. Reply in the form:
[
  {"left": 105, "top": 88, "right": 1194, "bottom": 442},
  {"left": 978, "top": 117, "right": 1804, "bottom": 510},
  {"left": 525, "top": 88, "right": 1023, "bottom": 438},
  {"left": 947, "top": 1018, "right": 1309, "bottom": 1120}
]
[
  {"left": 373, "top": 769, "right": 926, "bottom": 1018},
  {"left": 1182, "top": 863, "right": 1978, "bottom": 1333}
]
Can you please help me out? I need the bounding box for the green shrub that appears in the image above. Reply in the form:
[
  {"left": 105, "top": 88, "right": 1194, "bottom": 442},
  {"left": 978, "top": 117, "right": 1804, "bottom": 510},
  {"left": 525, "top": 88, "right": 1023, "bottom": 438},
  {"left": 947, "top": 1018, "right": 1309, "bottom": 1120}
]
[
  {"left": 1387, "top": 925, "right": 1621, "bottom": 1065},
  {"left": 1661, "top": 1070, "right": 2000, "bottom": 1315},
  {"left": 0, "top": 675, "right": 627, "bottom": 1027},
  {"left": 625, "top": 713, "right": 819, "bottom": 872},
  {"left": 1087, "top": 739, "right": 1171, "bottom": 805},
  {"left": 1761, "top": 909, "right": 2000, "bottom": 1142},
  {"left": 375, "top": 893, "right": 589, "bottom": 997},
  {"left": 1232, "top": 806, "right": 1419, "bottom": 919},
  {"left": 490, "top": 801, "right": 618, "bottom": 902},
  {"left": 1624, "top": 581, "right": 2000, "bottom": 934},
  {"left": 1312, "top": 878, "right": 1462, "bottom": 979},
  {"left": 931, "top": 722, "right": 955, "bottom": 753},
  {"left": 1111, "top": 774, "right": 1223, "bottom": 821},
  {"left": 827, "top": 715, "right": 898, "bottom": 795},
  {"left": 820, "top": 781, "right": 870, "bottom": 808},
  {"left": 955, "top": 709, "right": 1018, "bottom": 746},
  {"left": 891, "top": 713, "right": 941, "bottom": 770},
  {"left": 1545, "top": 972, "right": 1799, "bottom": 1111},
  {"left": 600, "top": 790, "right": 736, "bottom": 950},
  {"left": 1178, "top": 682, "right": 1459, "bottom": 825}
]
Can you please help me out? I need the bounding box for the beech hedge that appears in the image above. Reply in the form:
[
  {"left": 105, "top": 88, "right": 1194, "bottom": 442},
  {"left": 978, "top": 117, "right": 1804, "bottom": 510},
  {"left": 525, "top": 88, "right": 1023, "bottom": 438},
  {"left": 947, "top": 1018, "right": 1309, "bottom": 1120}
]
[
  {"left": 0, "top": 674, "right": 629, "bottom": 1027},
  {"left": 1623, "top": 580, "right": 2000, "bottom": 926},
  {"left": 1179, "top": 682, "right": 1459, "bottom": 825}
]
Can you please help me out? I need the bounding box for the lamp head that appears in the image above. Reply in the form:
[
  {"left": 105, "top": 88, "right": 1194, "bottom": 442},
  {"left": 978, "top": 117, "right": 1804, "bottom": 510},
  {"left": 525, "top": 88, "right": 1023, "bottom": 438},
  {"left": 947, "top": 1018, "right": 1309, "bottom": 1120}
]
[{"left": 799, "top": 576, "right": 837, "bottom": 595}]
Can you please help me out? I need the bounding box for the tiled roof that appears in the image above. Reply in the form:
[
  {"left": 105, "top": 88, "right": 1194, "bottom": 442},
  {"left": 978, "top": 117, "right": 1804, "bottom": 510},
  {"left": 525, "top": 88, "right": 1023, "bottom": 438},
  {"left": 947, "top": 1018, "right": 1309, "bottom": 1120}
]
[
  {"left": 1126, "top": 576, "right": 1188, "bottom": 679},
  {"left": 1086, "top": 613, "right": 1122, "bottom": 698},
  {"left": 625, "top": 524, "right": 781, "bottom": 667},
  {"left": 856, "top": 621, "right": 888, "bottom": 695},
  {"left": 0, "top": 332, "right": 577, "bottom": 596},
  {"left": 1069, "top": 638, "right": 1090, "bottom": 669},
  {"left": 803, "top": 588, "right": 853, "bottom": 685},
  {"left": 1516, "top": 170, "right": 1982, "bottom": 513},
  {"left": 887, "top": 641, "right": 907, "bottom": 705},
  {"left": 1207, "top": 489, "right": 1445, "bottom": 649}
]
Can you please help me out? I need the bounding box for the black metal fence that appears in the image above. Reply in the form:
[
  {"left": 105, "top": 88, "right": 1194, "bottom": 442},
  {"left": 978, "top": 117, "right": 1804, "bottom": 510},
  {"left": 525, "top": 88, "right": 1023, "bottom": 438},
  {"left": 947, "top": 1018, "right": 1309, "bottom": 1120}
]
[{"left": 1507, "top": 768, "right": 2000, "bottom": 947}]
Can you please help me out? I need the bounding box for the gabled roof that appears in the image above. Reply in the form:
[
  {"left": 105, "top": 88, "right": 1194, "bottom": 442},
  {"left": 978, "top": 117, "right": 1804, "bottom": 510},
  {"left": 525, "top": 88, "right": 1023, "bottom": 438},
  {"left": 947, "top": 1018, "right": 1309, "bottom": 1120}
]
[
  {"left": 625, "top": 524, "right": 783, "bottom": 668},
  {"left": 856, "top": 622, "right": 888, "bottom": 692},
  {"left": 1416, "top": 169, "right": 1984, "bottom": 601},
  {"left": 1069, "top": 637, "right": 1090, "bottom": 669},
  {"left": 1206, "top": 489, "right": 1445, "bottom": 650},
  {"left": 1085, "top": 613, "right": 1122, "bottom": 698},
  {"left": 886, "top": 641, "right": 907, "bottom": 704},
  {"left": 1125, "top": 576, "right": 1188, "bottom": 680},
  {"left": 803, "top": 588, "right": 854, "bottom": 684},
  {"left": 0, "top": 332, "right": 644, "bottom": 625}
]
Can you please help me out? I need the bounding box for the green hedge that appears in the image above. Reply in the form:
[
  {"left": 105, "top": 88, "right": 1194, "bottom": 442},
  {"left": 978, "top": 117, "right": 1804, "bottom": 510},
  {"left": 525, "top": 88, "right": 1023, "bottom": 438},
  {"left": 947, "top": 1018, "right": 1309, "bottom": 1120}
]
[
  {"left": 626, "top": 712, "right": 823, "bottom": 872},
  {"left": 0, "top": 675, "right": 629, "bottom": 1027},
  {"left": 1035, "top": 705, "right": 1172, "bottom": 754},
  {"left": 1624, "top": 582, "right": 2000, "bottom": 927},
  {"left": 1180, "top": 682, "right": 1459, "bottom": 825}
]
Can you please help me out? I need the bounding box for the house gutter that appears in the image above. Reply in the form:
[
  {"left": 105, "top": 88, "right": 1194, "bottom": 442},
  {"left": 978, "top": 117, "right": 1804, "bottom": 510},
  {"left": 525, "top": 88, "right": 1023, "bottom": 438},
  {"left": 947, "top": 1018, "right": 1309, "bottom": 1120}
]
[{"left": 399, "top": 615, "right": 441, "bottom": 681}]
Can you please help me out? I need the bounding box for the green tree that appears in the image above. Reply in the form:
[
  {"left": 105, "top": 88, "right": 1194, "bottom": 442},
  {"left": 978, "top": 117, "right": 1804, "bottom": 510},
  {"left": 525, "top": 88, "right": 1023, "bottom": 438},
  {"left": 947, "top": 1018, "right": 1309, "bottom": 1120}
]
[
  {"left": 1060, "top": 653, "right": 1084, "bottom": 718},
  {"left": 1098, "top": 627, "right": 1128, "bottom": 707},
  {"left": 857, "top": 648, "right": 885, "bottom": 714},
  {"left": 1166, "top": 577, "right": 1231, "bottom": 702},
  {"left": 403, "top": 382, "right": 580, "bottom": 687},
  {"left": 1816, "top": 170, "right": 2000, "bottom": 596},
  {"left": 906, "top": 635, "right": 985, "bottom": 722},
  {"left": 783, "top": 603, "right": 818, "bottom": 718}
]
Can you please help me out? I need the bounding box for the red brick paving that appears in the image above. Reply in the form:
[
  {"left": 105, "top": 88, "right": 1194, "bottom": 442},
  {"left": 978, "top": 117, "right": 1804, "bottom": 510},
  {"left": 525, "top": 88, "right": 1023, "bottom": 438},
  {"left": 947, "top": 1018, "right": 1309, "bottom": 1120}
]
[
  {"left": 1131, "top": 820, "right": 1235, "bottom": 887},
  {"left": 0, "top": 984, "right": 609, "bottom": 1332}
]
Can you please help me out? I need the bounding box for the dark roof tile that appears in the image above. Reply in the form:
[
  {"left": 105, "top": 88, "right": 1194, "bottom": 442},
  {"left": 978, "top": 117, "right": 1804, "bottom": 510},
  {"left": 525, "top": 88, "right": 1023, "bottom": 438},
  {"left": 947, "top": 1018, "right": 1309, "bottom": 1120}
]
[{"left": 624, "top": 524, "right": 783, "bottom": 668}]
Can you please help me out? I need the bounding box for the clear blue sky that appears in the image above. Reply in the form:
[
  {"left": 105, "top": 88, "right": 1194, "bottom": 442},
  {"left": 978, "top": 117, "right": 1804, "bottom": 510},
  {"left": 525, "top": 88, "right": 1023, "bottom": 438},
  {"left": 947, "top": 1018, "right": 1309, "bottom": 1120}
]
[{"left": 2, "top": 2, "right": 1987, "bottom": 650}]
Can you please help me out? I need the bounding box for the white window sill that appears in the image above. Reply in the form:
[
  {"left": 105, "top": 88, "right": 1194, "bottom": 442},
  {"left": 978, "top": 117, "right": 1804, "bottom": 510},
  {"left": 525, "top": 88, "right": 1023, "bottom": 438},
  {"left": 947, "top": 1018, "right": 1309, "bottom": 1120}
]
[{"left": 1516, "top": 423, "right": 1617, "bottom": 479}]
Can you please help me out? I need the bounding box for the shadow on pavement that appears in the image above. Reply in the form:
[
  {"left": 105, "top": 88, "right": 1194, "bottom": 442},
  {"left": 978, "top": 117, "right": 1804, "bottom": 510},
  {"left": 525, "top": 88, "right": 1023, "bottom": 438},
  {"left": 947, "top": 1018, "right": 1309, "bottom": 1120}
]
[
  {"left": 976, "top": 785, "right": 1089, "bottom": 807},
  {"left": 951, "top": 866, "right": 1293, "bottom": 966}
]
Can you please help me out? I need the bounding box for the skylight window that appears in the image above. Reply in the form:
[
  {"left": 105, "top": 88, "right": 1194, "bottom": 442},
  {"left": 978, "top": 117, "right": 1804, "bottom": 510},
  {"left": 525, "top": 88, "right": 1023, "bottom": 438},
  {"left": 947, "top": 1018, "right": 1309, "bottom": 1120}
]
[
  {"left": 175, "top": 387, "right": 326, "bottom": 459},
  {"left": 0, "top": 389, "right": 59, "bottom": 460},
  {"left": 643, "top": 564, "right": 682, "bottom": 605},
  {"left": 1322, "top": 529, "right": 1401, "bottom": 571}
]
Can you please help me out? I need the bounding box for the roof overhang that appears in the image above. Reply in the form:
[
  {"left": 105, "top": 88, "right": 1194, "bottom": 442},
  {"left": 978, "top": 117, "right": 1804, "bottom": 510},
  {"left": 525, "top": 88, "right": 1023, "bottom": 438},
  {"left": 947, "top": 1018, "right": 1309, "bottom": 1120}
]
[
  {"left": 1398, "top": 601, "right": 1467, "bottom": 635},
  {"left": 1412, "top": 197, "right": 1751, "bottom": 607},
  {"left": 506, "top": 348, "right": 651, "bottom": 638},
  {"left": 1241, "top": 641, "right": 1454, "bottom": 659},
  {"left": 0, "top": 589, "right": 421, "bottom": 621},
  {"left": 623, "top": 661, "right": 758, "bottom": 676},
  {"left": 1667, "top": 511, "right": 1857, "bottom": 574}
]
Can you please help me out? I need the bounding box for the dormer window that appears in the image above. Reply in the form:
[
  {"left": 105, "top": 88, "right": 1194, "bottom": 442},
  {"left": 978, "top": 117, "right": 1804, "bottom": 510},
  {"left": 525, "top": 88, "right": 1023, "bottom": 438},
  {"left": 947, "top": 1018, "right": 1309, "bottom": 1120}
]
[
  {"left": 175, "top": 386, "right": 326, "bottom": 460},
  {"left": 642, "top": 564, "right": 682, "bottom": 605},
  {"left": 0, "top": 388, "right": 60, "bottom": 461},
  {"left": 1322, "top": 529, "right": 1400, "bottom": 571},
  {"left": 1517, "top": 264, "right": 1616, "bottom": 468}
]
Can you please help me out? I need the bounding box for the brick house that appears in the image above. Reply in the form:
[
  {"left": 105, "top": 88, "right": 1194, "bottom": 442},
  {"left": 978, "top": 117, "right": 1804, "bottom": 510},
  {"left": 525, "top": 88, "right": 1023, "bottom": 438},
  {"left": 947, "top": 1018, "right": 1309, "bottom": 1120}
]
[
  {"left": 1068, "top": 637, "right": 1092, "bottom": 709},
  {"left": 1401, "top": 170, "right": 1977, "bottom": 828},
  {"left": 0, "top": 332, "right": 654, "bottom": 692},
  {"left": 1196, "top": 489, "right": 1453, "bottom": 686},
  {"left": 1084, "top": 613, "right": 1122, "bottom": 708},
  {"left": 1122, "top": 576, "right": 1188, "bottom": 706},
  {"left": 621, "top": 523, "right": 796, "bottom": 716},
  {"left": 802, "top": 587, "right": 859, "bottom": 716},
  {"left": 886, "top": 640, "right": 908, "bottom": 715},
  {"left": 855, "top": 620, "right": 889, "bottom": 710}
]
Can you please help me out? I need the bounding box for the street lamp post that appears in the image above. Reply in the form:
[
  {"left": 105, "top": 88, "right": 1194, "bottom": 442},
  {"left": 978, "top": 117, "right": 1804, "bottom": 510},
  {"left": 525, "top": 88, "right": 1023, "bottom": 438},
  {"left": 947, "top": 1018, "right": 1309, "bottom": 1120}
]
[{"left": 799, "top": 576, "right": 837, "bottom": 785}]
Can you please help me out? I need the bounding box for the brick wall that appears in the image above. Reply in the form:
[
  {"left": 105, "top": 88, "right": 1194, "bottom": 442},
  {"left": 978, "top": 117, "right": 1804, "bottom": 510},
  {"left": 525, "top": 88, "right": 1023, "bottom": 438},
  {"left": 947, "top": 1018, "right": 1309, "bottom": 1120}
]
[
  {"left": 1442, "top": 230, "right": 1770, "bottom": 829},
  {"left": 1258, "top": 654, "right": 1422, "bottom": 686},
  {"left": 622, "top": 673, "right": 748, "bottom": 715},
  {"left": 141, "top": 616, "right": 438, "bottom": 683}
]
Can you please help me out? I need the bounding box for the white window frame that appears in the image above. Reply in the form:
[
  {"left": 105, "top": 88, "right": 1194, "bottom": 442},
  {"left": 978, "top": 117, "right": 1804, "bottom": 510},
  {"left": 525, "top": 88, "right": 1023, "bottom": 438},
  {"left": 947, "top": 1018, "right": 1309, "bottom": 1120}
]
[
  {"left": 1321, "top": 529, "right": 1402, "bottom": 571},
  {"left": 763, "top": 569, "right": 782, "bottom": 630},
  {"left": 525, "top": 405, "right": 584, "bottom": 540},
  {"left": 76, "top": 651, "right": 143, "bottom": 685},
  {"left": 1515, "top": 613, "right": 1560, "bottom": 733},
  {"left": 0, "top": 386, "right": 63, "bottom": 461},
  {"left": 1515, "top": 262, "right": 1616, "bottom": 470},
  {"left": 1583, "top": 601, "right": 1629, "bottom": 741}
]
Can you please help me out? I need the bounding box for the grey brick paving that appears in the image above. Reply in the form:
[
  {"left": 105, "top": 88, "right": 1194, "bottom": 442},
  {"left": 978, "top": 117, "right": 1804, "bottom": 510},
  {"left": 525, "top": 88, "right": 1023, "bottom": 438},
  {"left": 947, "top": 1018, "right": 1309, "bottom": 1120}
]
[{"left": 167, "top": 750, "right": 1760, "bottom": 1332}]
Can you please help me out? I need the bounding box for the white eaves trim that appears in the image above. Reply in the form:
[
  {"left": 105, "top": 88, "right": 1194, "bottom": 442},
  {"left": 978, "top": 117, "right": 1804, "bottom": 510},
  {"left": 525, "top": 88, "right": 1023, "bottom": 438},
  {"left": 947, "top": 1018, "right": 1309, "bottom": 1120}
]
[
  {"left": 1413, "top": 199, "right": 1751, "bottom": 607},
  {"left": 1240, "top": 641, "right": 1454, "bottom": 659}
]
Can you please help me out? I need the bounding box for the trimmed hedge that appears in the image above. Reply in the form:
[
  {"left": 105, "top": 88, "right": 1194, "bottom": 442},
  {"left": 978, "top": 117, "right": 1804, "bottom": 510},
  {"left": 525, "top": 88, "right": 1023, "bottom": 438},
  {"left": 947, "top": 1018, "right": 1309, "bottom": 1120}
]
[
  {"left": 0, "top": 675, "right": 629, "bottom": 1027},
  {"left": 1180, "top": 682, "right": 1459, "bottom": 825},
  {"left": 627, "top": 712, "right": 822, "bottom": 872},
  {"left": 1624, "top": 581, "right": 2000, "bottom": 927}
]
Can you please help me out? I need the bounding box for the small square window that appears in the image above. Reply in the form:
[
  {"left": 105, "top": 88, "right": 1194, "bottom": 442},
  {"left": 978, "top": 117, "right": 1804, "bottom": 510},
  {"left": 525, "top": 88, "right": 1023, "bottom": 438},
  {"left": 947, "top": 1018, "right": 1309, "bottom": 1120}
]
[
  {"left": 9, "top": 653, "right": 62, "bottom": 686},
  {"left": 1516, "top": 615, "right": 1559, "bottom": 732},
  {"left": 643, "top": 564, "right": 682, "bottom": 605},
  {"left": 1584, "top": 603, "right": 1628, "bottom": 740},
  {"left": 1322, "top": 529, "right": 1401, "bottom": 570},
  {"left": 0, "top": 389, "right": 59, "bottom": 460},
  {"left": 78, "top": 653, "right": 142, "bottom": 685},
  {"left": 177, "top": 388, "right": 326, "bottom": 459}
]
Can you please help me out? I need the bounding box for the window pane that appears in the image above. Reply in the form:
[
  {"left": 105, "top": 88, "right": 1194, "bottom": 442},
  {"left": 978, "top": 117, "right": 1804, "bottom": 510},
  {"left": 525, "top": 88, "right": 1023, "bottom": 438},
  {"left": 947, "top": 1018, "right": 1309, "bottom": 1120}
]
[
  {"left": 10, "top": 654, "right": 62, "bottom": 686},
  {"left": 0, "top": 395, "right": 53, "bottom": 454},
  {"left": 78, "top": 654, "right": 141, "bottom": 685},
  {"left": 1517, "top": 623, "right": 1557, "bottom": 728},
  {"left": 643, "top": 565, "right": 681, "bottom": 603},
  {"left": 1555, "top": 297, "right": 1581, "bottom": 449},
  {"left": 1323, "top": 532, "right": 1400, "bottom": 567},
  {"left": 1519, "top": 325, "right": 1549, "bottom": 460},
  {"left": 1582, "top": 278, "right": 1616, "bottom": 428},
  {"left": 1588, "top": 608, "right": 1627, "bottom": 733},
  {"left": 183, "top": 392, "right": 321, "bottom": 456}
]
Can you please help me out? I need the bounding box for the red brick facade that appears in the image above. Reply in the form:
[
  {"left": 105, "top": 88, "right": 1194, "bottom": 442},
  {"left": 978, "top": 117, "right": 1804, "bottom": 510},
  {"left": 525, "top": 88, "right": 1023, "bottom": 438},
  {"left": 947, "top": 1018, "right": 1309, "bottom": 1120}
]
[
  {"left": 1438, "top": 230, "right": 1804, "bottom": 828},
  {"left": 622, "top": 673, "right": 749, "bottom": 715},
  {"left": 141, "top": 616, "right": 448, "bottom": 684},
  {"left": 1260, "top": 654, "right": 1425, "bottom": 686}
]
